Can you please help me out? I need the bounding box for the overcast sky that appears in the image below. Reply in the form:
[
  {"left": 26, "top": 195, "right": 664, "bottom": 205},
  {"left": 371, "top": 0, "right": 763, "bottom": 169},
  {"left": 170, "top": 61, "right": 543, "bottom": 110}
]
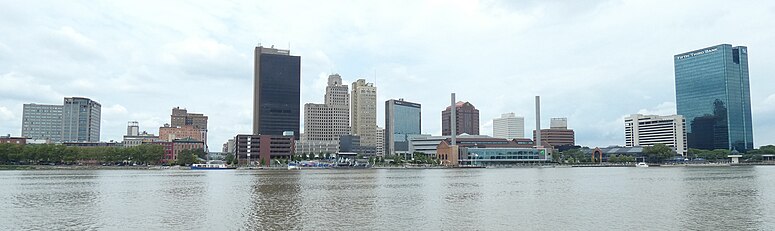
[{"left": 1, "top": 0, "right": 773, "bottom": 149}]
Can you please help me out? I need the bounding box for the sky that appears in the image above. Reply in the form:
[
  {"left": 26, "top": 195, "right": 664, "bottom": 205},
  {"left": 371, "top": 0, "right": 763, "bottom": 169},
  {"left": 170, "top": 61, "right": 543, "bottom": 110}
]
[{"left": 1, "top": 0, "right": 774, "bottom": 150}]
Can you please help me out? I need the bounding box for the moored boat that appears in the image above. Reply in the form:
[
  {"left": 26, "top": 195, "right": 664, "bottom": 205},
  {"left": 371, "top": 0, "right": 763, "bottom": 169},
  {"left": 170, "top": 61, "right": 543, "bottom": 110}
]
[{"left": 191, "top": 160, "right": 237, "bottom": 170}]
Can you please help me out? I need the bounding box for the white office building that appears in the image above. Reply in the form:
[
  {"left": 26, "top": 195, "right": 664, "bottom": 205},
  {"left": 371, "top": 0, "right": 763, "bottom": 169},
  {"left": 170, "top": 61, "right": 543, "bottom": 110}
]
[
  {"left": 376, "top": 126, "right": 384, "bottom": 156},
  {"left": 625, "top": 114, "right": 687, "bottom": 155},
  {"left": 351, "top": 79, "right": 377, "bottom": 148},
  {"left": 303, "top": 74, "right": 351, "bottom": 153},
  {"left": 492, "top": 113, "right": 524, "bottom": 139}
]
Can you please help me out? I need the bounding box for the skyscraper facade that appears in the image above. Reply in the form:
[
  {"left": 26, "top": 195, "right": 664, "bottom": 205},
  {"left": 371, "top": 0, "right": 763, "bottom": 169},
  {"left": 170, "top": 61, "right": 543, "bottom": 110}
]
[
  {"left": 492, "top": 113, "right": 524, "bottom": 139},
  {"left": 61, "top": 97, "right": 101, "bottom": 142},
  {"left": 442, "top": 101, "right": 479, "bottom": 136},
  {"left": 21, "top": 103, "right": 63, "bottom": 142},
  {"left": 375, "top": 126, "right": 384, "bottom": 156},
  {"left": 385, "top": 99, "right": 421, "bottom": 155},
  {"left": 351, "top": 79, "right": 377, "bottom": 148},
  {"left": 625, "top": 114, "right": 687, "bottom": 155},
  {"left": 674, "top": 44, "right": 753, "bottom": 151},
  {"left": 303, "top": 74, "right": 351, "bottom": 142},
  {"left": 253, "top": 46, "right": 301, "bottom": 139}
]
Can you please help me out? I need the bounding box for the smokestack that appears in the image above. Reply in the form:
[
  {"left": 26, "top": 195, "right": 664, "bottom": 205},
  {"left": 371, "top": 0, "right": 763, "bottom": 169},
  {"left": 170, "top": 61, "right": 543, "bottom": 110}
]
[
  {"left": 451, "top": 93, "right": 456, "bottom": 145},
  {"left": 535, "top": 96, "right": 541, "bottom": 147}
]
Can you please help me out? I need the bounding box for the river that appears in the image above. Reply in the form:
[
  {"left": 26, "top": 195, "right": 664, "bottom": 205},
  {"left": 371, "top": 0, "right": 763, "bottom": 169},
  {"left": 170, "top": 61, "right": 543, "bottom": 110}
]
[{"left": 1, "top": 166, "right": 774, "bottom": 230}]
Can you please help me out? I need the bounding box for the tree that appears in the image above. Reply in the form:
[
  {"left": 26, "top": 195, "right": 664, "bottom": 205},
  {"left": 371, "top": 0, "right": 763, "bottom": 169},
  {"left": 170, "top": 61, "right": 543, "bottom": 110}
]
[
  {"left": 643, "top": 144, "right": 676, "bottom": 163},
  {"left": 177, "top": 149, "right": 198, "bottom": 166},
  {"left": 225, "top": 153, "right": 236, "bottom": 165}
]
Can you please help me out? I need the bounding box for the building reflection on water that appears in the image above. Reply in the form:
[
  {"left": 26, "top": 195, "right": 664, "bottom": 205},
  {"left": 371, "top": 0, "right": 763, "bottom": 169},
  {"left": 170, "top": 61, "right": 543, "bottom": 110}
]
[
  {"left": 243, "top": 170, "right": 302, "bottom": 230},
  {"left": 679, "top": 167, "right": 764, "bottom": 230}
]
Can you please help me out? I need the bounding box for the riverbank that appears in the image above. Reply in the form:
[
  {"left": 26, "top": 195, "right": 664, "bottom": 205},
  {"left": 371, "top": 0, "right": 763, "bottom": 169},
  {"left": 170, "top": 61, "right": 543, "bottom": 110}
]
[{"left": 4, "top": 162, "right": 775, "bottom": 171}]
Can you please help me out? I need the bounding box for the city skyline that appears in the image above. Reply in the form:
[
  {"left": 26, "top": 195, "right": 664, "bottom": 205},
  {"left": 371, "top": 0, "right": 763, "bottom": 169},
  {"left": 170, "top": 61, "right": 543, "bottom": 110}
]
[{"left": 1, "top": 1, "right": 775, "bottom": 149}]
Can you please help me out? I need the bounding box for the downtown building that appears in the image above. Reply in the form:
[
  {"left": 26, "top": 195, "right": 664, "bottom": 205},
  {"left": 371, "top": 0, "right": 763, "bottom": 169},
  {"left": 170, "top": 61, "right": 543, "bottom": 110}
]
[
  {"left": 253, "top": 45, "right": 301, "bottom": 139},
  {"left": 300, "top": 74, "right": 351, "bottom": 155},
  {"left": 122, "top": 121, "right": 160, "bottom": 147},
  {"left": 532, "top": 118, "right": 575, "bottom": 148},
  {"left": 171, "top": 107, "right": 208, "bottom": 148},
  {"left": 21, "top": 97, "right": 100, "bottom": 143},
  {"left": 492, "top": 112, "right": 524, "bottom": 139},
  {"left": 442, "top": 101, "right": 479, "bottom": 136},
  {"left": 234, "top": 133, "right": 295, "bottom": 166},
  {"left": 61, "top": 97, "right": 101, "bottom": 142},
  {"left": 385, "top": 99, "right": 421, "bottom": 156},
  {"left": 376, "top": 126, "right": 384, "bottom": 156},
  {"left": 625, "top": 114, "right": 687, "bottom": 155},
  {"left": 21, "top": 103, "right": 63, "bottom": 142},
  {"left": 351, "top": 79, "right": 378, "bottom": 154},
  {"left": 674, "top": 44, "right": 753, "bottom": 151}
]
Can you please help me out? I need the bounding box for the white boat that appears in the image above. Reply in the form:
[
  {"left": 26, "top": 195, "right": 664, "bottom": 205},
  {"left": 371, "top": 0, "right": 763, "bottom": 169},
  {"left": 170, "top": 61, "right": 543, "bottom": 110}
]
[
  {"left": 287, "top": 163, "right": 299, "bottom": 170},
  {"left": 191, "top": 160, "right": 236, "bottom": 170},
  {"left": 636, "top": 162, "right": 649, "bottom": 168}
]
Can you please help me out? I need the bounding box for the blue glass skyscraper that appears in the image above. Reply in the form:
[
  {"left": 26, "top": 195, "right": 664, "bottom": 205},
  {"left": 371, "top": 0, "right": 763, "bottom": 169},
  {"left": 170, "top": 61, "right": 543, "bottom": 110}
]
[
  {"left": 674, "top": 44, "right": 753, "bottom": 151},
  {"left": 385, "top": 99, "right": 421, "bottom": 155}
]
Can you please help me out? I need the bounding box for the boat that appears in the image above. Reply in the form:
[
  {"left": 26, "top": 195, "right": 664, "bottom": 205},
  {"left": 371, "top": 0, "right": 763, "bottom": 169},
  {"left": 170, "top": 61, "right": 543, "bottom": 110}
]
[
  {"left": 636, "top": 162, "right": 649, "bottom": 168},
  {"left": 287, "top": 163, "right": 299, "bottom": 170},
  {"left": 191, "top": 160, "right": 237, "bottom": 170}
]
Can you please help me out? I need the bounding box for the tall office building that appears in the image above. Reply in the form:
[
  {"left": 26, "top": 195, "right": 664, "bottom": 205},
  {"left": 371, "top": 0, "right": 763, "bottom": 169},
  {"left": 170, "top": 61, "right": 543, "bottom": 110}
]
[
  {"left": 385, "top": 99, "right": 421, "bottom": 155},
  {"left": 253, "top": 45, "right": 301, "bottom": 139},
  {"left": 303, "top": 74, "right": 351, "bottom": 142},
  {"left": 21, "top": 103, "right": 63, "bottom": 142},
  {"left": 376, "top": 126, "right": 384, "bottom": 156},
  {"left": 493, "top": 113, "right": 524, "bottom": 139},
  {"left": 62, "top": 97, "right": 101, "bottom": 142},
  {"left": 442, "top": 101, "right": 479, "bottom": 135},
  {"left": 351, "top": 79, "right": 377, "bottom": 148},
  {"left": 674, "top": 44, "right": 753, "bottom": 151},
  {"left": 625, "top": 114, "right": 687, "bottom": 155}
]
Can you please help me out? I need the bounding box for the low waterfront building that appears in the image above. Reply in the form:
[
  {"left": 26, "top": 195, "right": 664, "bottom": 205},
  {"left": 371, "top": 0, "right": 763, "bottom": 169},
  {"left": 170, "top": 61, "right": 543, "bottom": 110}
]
[
  {"left": 0, "top": 135, "right": 27, "bottom": 144},
  {"left": 408, "top": 134, "right": 491, "bottom": 157},
  {"left": 172, "top": 138, "right": 205, "bottom": 161},
  {"left": 62, "top": 142, "right": 122, "bottom": 147},
  {"left": 152, "top": 141, "right": 174, "bottom": 163},
  {"left": 235, "top": 134, "right": 295, "bottom": 166},
  {"left": 295, "top": 140, "right": 338, "bottom": 156},
  {"left": 582, "top": 146, "right": 646, "bottom": 162},
  {"left": 436, "top": 137, "right": 544, "bottom": 166},
  {"left": 459, "top": 147, "right": 551, "bottom": 166}
]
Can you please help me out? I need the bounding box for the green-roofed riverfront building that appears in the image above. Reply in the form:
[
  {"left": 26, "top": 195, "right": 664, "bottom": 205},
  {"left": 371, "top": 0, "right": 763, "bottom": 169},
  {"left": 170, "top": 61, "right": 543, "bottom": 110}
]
[{"left": 674, "top": 44, "right": 753, "bottom": 151}]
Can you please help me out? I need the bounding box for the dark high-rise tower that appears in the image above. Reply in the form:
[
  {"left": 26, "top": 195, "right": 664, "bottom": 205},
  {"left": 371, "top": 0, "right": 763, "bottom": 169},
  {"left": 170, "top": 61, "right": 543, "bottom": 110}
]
[
  {"left": 674, "top": 44, "right": 753, "bottom": 151},
  {"left": 442, "top": 101, "right": 479, "bottom": 136},
  {"left": 253, "top": 46, "right": 301, "bottom": 139},
  {"left": 385, "top": 99, "right": 421, "bottom": 155}
]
